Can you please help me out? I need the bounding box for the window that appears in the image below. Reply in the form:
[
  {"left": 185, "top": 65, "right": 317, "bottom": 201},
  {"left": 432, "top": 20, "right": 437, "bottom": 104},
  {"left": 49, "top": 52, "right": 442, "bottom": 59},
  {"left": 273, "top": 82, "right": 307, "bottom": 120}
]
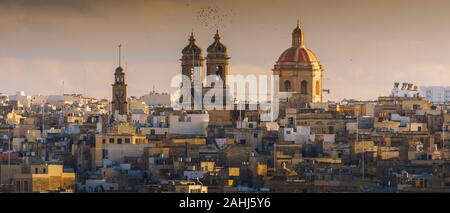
[
  {"left": 102, "top": 139, "right": 106, "bottom": 144},
  {"left": 288, "top": 117, "right": 294, "bottom": 126},
  {"left": 253, "top": 133, "right": 258, "bottom": 138},
  {"left": 43, "top": 168, "right": 46, "bottom": 173},
  {"left": 117, "top": 138, "right": 122, "bottom": 144},
  {"left": 109, "top": 138, "right": 114, "bottom": 144},
  {"left": 284, "top": 80, "right": 292, "bottom": 92},
  {"left": 315, "top": 80, "right": 321, "bottom": 95},
  {"left": 35, "top": 168, "right": 38, "bottom": 174},
  {"left": 102, "top": 149, "right": 108, "bottom": 159},
  {"left": 216, "top": 65, "right": 223, "bottom": 77},
  {"left": 125, "top": 138, "right": 131, "bottom": 144},
  {"left": 150, "top": 129, "right": 155, "bottom": 135},
  {"left": 301, "top": 80, "right": 308, "bottom": 94},
  {"left": 328, "top": 126, "right": 334, "bottom": 134}
]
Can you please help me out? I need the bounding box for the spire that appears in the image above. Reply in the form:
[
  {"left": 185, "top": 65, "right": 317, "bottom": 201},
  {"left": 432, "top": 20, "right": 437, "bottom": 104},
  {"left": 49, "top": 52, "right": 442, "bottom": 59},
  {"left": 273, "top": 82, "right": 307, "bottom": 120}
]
[
  {"left": 115, "top": 44, "right": 124, "bottom": 75},
  {"left": 214, "top": 29, "right": 220, "bottom": 41},
  {"left": 118, "top": 44, "right": 122, "bottom": 67},
  {"left": 297, "top": 19, "right": 299, "bottom": 28},
  {"left": 189, "top": 32, "right": 196, "bottom": 43}
]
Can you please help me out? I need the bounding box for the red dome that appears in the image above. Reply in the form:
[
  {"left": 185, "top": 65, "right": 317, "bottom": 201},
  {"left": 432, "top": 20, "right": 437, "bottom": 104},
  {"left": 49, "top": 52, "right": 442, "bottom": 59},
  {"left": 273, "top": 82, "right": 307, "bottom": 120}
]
[{"left": 277, "top": 46, "right": 318, "bottom": 63}]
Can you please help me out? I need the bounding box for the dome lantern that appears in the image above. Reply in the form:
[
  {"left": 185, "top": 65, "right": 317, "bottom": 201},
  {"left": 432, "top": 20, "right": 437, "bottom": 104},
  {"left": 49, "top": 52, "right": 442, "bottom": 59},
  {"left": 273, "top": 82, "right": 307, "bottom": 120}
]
[{"left": 292, "top": 20, "right": 304, "bottom": 47}]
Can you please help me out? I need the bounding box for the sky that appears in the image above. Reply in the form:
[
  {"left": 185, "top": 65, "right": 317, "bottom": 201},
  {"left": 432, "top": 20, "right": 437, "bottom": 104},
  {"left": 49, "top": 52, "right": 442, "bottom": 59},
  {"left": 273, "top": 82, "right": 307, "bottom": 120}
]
[{"left": 0, "top": 0, "right": 449, "bottom": 101}]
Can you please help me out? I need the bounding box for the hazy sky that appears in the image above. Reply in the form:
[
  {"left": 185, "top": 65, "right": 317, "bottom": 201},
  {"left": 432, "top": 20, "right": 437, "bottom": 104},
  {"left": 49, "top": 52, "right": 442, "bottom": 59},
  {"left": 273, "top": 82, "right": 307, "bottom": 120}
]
[{"left": 1, "top": 0, "right": 449, "bottom": 101}]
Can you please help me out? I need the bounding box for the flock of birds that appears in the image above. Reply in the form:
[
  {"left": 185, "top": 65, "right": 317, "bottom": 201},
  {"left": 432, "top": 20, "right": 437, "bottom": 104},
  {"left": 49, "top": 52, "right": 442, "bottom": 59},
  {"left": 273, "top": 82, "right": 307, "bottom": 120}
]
[
  {"left": 195, "top": 5, "right": 236, "bottom": 30},
  {"left": 180, "top": 0, "right": 237, "bottom": 31}
]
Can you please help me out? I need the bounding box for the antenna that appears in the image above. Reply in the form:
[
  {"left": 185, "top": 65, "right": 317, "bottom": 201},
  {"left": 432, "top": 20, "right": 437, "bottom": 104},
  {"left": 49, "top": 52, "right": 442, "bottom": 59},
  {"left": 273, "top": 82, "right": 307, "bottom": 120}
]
[
  {"left": 191, "top": 48, "right": 195, "bottom": 84},
  {"left": 83, "top": 69, "right": 86, "bottom": 97},
  {"left": 118, "top": 44, "right": 122, "bottom": 67},
  {"left": 61, "top": 80, "right": 65, "bottom": 128}
]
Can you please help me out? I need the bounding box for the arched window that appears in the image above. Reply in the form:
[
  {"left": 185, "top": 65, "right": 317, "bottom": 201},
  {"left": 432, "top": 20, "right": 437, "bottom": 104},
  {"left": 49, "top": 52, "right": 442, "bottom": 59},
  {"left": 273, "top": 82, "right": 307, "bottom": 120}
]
[
  {"left": 315, "top": 80, "right": 321, "bottom": 95},
  {"left": 301, "top": 80, "right": 307, "bottom": 94},
  {"left": 284, "top": 80, "right": 292, "bottom": 92},
  {"left": 216, "top": 65, "right": 223, "bottom": 77}
]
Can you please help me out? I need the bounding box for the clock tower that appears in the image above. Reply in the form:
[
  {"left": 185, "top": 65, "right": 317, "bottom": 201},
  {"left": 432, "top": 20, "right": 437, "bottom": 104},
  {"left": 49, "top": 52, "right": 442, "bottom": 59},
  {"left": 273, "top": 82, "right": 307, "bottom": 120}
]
[{"left": 111, "top": 44, "right": 128, "bottom": 116}]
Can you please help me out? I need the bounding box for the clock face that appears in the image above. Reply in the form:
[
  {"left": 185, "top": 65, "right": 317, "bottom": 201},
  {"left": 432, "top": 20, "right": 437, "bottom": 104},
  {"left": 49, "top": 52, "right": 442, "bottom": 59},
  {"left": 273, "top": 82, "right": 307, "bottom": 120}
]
[{"left": 116, "top": 89, "right": 124, "bottom": 98}]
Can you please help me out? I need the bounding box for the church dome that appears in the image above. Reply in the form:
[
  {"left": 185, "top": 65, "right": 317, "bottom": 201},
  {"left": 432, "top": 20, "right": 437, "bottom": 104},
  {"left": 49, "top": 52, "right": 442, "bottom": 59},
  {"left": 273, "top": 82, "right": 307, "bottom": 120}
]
[
  {"left": 207, "top": 30, "right": 228, "bottom": 55},
  {"left": 277, "top": 47, "right": 318, "bottom": 63},
  {"left": 115, "top": 66, "right": 124, "bottom": 75},
  {"left": 182, "top": 32, "right": 203, "bottom": 56},
  {"left": 276, "top": 22, "right": 319, "bottom": 64}
]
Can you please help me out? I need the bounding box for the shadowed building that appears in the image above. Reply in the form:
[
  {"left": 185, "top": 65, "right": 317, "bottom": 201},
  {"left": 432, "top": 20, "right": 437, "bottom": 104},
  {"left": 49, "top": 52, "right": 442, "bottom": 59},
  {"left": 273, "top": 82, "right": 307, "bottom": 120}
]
[
  {"left": 181, "top": 32, "right": 205, "bottom": 81},
  {"left": 111, "top": 45, "right": 129, "bottom": 117},
  {"left": 206, "top": 30, "right": 230, "bottom": 107}
]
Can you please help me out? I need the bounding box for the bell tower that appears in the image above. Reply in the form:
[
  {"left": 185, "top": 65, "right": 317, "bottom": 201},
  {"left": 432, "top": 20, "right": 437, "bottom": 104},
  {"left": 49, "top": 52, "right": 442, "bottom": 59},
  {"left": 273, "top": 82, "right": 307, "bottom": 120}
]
[
  {"left": 206, "top": 30, "right": 230, "bottom": 105},
  {"left": 111, "top": 44, "right": 128, "bottom": 116},
  {"left": 181, "top": 32, "right": 204, "bottom": 82},
  {"left": 180, "top": 32, "right": 204, "bottom": 110}
]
